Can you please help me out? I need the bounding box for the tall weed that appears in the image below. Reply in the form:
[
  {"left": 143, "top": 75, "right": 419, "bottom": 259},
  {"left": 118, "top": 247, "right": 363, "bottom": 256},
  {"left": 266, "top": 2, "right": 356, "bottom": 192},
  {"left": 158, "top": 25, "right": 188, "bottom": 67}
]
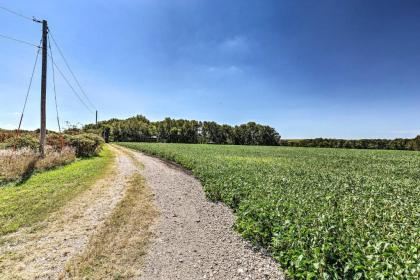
[{"left": 0, "top": 146, "right": 76, "bottom": 183}]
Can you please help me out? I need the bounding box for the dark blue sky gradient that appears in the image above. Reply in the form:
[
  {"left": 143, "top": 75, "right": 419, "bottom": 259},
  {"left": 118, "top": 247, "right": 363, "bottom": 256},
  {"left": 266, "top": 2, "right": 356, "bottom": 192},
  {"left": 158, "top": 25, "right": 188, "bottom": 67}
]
[{"left": 1, "top": 0, "right": 419, "bottom": 138}]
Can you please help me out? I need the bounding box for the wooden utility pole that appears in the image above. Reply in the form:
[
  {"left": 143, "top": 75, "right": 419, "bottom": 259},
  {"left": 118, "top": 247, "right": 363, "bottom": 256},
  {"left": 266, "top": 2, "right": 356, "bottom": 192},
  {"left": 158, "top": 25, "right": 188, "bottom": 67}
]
[
  {"left": 96, "top": 110, "right": 98, "bottom": 127},
  {"left": 39, "top": 20, "right": 48, "bottom": 157}
]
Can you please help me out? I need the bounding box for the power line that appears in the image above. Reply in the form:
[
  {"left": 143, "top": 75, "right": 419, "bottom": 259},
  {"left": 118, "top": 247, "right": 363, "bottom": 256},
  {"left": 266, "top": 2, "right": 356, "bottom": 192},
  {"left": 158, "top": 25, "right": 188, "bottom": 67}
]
[
  {"left": 49, "top": 30, "right": 96, "bottom": 111},
  {"left": 1, "top": 7, "right": 96, "bottom": 126},
  {"left": 50, "top": 54, "right": 95, "bottom": 114},
  {"left": 17, "top": 40, "right": 42, "bottom": 131},
  {"left": 0, "top": 5, "right": 34, "bottom": 22},
  {"left": 48, "top": 29, "right": 96, "bottom": 111},
  {"left": 0, "top": 33, "right": 40, "bottom": 48},
  {"left": 48, "top": 35, "right": 61, "bottom": 132}
]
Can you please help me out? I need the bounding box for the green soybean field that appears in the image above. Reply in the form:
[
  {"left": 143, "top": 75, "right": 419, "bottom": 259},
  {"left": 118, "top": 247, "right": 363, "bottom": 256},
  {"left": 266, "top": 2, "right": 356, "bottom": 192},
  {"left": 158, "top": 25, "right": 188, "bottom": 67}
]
[{"left": 118, "top": 142, "right": 420, "bottom": 279}]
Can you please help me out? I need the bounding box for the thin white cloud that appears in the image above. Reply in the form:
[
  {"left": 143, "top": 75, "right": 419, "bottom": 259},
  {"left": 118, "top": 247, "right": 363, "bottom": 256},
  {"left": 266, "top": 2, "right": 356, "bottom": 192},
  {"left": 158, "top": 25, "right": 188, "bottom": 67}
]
[
  {"left": 206, "top": 65, "right": 243, "bottom": 76},
  {"left": 218, "top": 36, "right": 250, "bottom": 54}
]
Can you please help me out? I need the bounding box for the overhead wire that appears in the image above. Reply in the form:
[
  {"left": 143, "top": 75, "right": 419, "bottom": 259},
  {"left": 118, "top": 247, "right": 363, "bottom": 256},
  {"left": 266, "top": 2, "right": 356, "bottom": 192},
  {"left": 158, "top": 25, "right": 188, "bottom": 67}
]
[
  {"left": 17, "top": 39, "right": 42, "bottom": 132},
  {"left": 1, "top": 5, "right": 97, "bottom": 126},
  {"left": 49, "top": 54, "right": 95, "bottom": 114},
  {"left": 48, "top": 34, "right": 61, "bottom": 132},
  {"left": 48, "top": 30, "right": 96, "bottom": 112},
  {"left": 1, "top": 4, "right": 42, "bottom": 135},
  {"left": 0, "top": 5, "right": 34, "bottom": 22},
  {"left": 0, "top": 33, "right": 40, "bottom": 48}
]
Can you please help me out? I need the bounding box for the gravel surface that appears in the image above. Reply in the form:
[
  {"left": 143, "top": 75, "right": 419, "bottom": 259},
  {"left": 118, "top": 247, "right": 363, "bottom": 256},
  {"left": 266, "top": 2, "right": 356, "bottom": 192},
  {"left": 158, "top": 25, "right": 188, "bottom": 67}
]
[
  {"left": 0, "top": 146, "right": 137, "bottom": 279},
  {"left": 130, "top": 150, "right": 285, "bottom": 280}
]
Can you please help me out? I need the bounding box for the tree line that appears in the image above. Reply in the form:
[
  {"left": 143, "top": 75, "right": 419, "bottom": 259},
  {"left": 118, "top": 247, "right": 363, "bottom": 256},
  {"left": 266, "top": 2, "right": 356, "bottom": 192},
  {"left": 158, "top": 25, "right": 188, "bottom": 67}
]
[
  {"left": 2, "top": 117, "right": 420, "bottom": 151},
  {"left": 82, "top": 115, "right": 281, "bottom": 146},
  {"left": 280, "top": 137, "right": 420, "bottom": 151},
  {"left": 81, "top": 115, "right": 420, "bottom": 151}
]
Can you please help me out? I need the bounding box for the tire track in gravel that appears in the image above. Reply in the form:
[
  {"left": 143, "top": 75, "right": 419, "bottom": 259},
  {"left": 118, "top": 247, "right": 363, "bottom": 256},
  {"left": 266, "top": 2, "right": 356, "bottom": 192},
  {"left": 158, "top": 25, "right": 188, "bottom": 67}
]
[
  {"left": 127, "top": 148, "right": 285, "bottom": 280},
  {"left": 0, "top": 145, "right": 138, "bottom": 279}
]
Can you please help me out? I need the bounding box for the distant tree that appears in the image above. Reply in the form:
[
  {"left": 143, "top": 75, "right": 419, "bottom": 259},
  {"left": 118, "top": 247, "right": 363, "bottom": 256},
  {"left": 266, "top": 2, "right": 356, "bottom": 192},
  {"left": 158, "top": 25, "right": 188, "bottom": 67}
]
[{"left": 409, "top": 136, "right": 420, "bottom": 151}]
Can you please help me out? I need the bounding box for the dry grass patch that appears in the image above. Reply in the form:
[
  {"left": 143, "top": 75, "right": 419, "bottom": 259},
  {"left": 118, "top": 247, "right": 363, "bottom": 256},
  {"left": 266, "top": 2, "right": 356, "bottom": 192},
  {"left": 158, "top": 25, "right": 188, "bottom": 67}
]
[
  {"left": 64, "top": 172, "right": 158, "bottom": 279},
  {"left": 0, "top": 146, "right": 76, "bottom": 183},
  {"left": 35, "top": 147, "right": 76, "bottom": 170}
]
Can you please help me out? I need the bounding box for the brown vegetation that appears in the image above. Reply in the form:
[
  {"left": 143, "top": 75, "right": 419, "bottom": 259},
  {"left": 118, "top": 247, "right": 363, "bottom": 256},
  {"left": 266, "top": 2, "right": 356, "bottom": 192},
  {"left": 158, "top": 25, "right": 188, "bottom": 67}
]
[
  {"left": 64, "top": 172, "right": 157, "bottom": 279},
  {"left": 0, "top": 146, "right": 76, "bottom": 183}
]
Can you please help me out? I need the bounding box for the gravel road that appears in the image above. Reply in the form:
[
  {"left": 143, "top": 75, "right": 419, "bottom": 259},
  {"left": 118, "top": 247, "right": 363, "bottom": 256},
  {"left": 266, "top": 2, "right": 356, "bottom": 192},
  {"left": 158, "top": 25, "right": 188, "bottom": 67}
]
[{"left": 129, "top": 149, "right": 285, "bottom": 280}]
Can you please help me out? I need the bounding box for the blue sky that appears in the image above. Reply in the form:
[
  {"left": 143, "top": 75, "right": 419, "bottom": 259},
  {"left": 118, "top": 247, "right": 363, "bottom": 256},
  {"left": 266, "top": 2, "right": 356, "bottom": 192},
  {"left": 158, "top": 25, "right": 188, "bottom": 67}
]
[{"left": 1, "top": 0, "right": 419, "bottom": 139}]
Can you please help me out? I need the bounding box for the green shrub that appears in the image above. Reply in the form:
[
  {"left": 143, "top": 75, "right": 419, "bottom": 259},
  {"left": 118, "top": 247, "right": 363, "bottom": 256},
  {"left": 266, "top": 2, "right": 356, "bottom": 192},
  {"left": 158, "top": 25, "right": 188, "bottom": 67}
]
[
  {"left": 46, "top": 134, "right": 69, "bottom": 151},
  {"left": 0, "top": 130, "right": 13, "bottom": 142},
  {"left": 5, "top": 135, "right": 39, "bottom": 151},
  {"left": 66, "top": 133, "right": 104, "bottom": 157}
]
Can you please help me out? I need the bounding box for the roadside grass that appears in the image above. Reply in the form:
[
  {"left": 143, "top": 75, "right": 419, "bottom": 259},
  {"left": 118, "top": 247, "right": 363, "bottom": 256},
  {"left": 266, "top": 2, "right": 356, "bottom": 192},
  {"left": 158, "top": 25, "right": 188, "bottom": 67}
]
[
  {"left": 65, "top": 171, "right": 157, "bottom": 279},
  {"left": 0, "top": 145, "right": 114, "bottom": 236}
]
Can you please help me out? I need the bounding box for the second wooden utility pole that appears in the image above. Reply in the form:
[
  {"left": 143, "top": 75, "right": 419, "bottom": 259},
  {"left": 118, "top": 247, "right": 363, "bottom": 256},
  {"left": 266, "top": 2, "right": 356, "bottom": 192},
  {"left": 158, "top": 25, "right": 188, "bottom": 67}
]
[{"left": 40, "top": 20, "right": 48, "bottom": 157}]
